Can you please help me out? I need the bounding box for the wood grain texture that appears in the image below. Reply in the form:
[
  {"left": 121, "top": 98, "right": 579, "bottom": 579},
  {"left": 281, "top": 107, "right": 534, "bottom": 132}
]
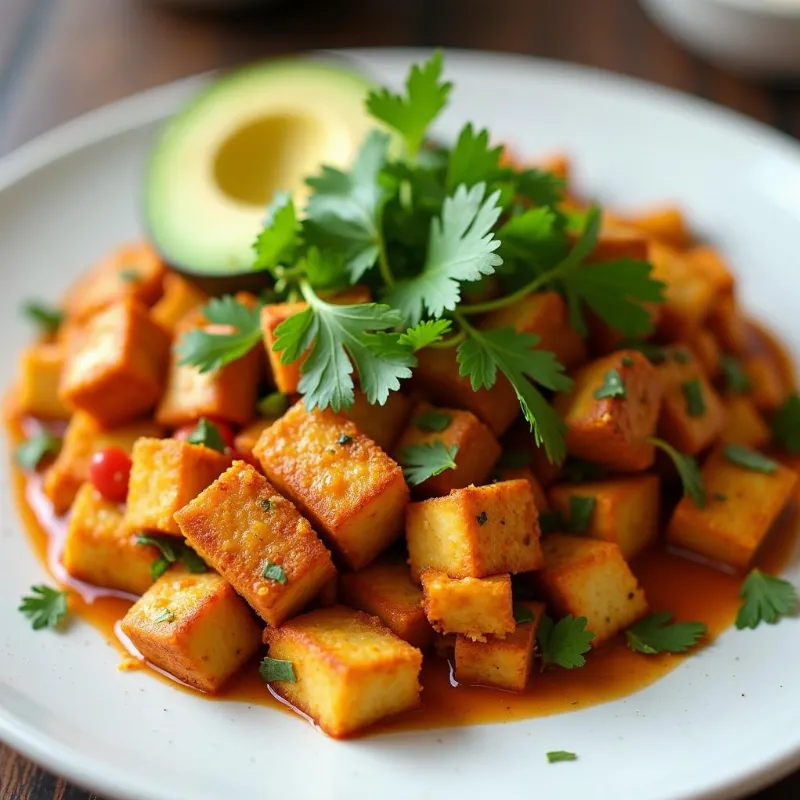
[{"left": 0, "top": 0, "right": 799, "bottom": 797}]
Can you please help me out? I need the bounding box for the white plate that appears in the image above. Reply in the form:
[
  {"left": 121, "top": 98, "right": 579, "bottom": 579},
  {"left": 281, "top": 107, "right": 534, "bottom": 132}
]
[{"left": 2, "top": 48, "right": 800, "bottom": 800}]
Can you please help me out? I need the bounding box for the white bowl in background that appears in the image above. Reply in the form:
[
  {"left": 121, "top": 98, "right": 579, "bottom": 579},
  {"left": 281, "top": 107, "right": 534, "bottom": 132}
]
[{"left": 640, "top": 0, "right": 800, "bottom": 78}]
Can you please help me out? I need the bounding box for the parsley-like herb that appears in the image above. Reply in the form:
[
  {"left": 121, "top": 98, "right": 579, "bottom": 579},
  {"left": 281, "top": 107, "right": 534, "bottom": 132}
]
[
  {"left": 135, "top": 534, "right": 208, "bottom": 580},
  {"left": 18, "top": 585, "right": 68, "bottom": 631},
  {"left": 15, "top": 432, "right": 61, "bottom": 470},
  {"left": 594, "top": 369, "right": 626, "bottom": 400},
  {"left": 681, "top": 379, "right": 706, "bottom": 418},
  {"left": 261, "top": 560, "right": 288, "bottom": 584},
  {"left": 771, "top": 393, "right": 800, "bottom": 454},
  {"left": 252, "top": 190, "right": 299, "bottom": 273},
  {"left": 119, "top": 268, "right": 140, "bottom": 283},
  {"left": 260, "top": 656, "right": 297, "bottom": 684},
  {"left": 186, "top": 417, "right": 226, "bottom": 453},
  {"left": 720, "top": 354, "right": 752, "bottom": 395},
  {"left": 476, "top": 511, "right": 488, "bottom": 526},
  {"left": 399, "top": 441, "right": 459, "bottom": 485},
  {"left": 537, "top": 614, "right": 594, "bottom": 670},
  {"left": 736, "top": 569, "right": 797, "bottom": 629},
  {"left": 414, "top": 410, "right": 452, "bottom": 432},
  {"left": 447, "top": 123, "right": 503, "bottom": 192},
  {"left": 723, "top": 443, "right": 777, "bottom": 473},
  {"left": 625, "top": 612, "right": 707, "bottom": 655},
  {"left": 547, "top": 751, "right": 577, "bottom": 764},
  {"left": 649, "top": 437, "right": 705, "bottom": 507},
  {"left": 513, "top": 603, "right": 534, "bottom": 625},
  {"left": 257, "top": 392, "right": 290, "bottom": 418},
  {"left": 398, "top": 319, "right": 453, "bottom": 350},
  {"left": 22, "top": 301, "right": 63, "bottom": 334},
  {"left": 337, "top": 433, "right": 353, "bottom": 446},
  {"left": 258, "top": 498, "right": 272, "bottom": 511},
  {"left": 152, "top": 608, "right": 175, "bottom": 624},
  {"left": 567, "top": 495, "right": 596, "bottom": 533}
]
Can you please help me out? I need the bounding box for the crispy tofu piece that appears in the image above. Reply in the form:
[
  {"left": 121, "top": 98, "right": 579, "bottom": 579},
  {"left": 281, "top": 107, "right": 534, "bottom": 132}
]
[
  {"left": 579, "top": 220, "right": 649, "bottom": 263},
  {"left": 547, "top": 475, "right": 660, "bottom": 559},
  {"left": 155, "top": 330, "right": 261, "bottom": 428},
  {"left": 454, "top": 601, "right": 543, "bottom": 691},
  {"left": 263, "top": 605, "right": 422, "bottom": 738},
  {"left": 494, "top": 466, "right": 549, "bottom": 511},
  {"left": 687, "top": 246, "right": 735, "bottom": 297},
  {"left": 174, "top": 461, "right": 335, "bottom": 627},
  {"left": 120, "top": 566, "right": 261, "bottom": 693},
  {"left": 43, "top": 411, "right": 163, "bottom": 514},
  {"left": 18, "top": 343, "right": 71, "bottom": 419},
  {"left": 537, "top": 535, "right": 648, "bottom": 646},
  {"left": 234, "top": 417, "right": 277, "bottom": 463},
  {"left": 261, "top": 287, "right": 371, "bottom": 394},
  {"left": 150, "top": 273, "right": 208, "bottom": 332},
  {"left": 394, "top": 402, "right": 501, "bottom": 497},
  {"left": 686, "top": 328, "right": 722, "bottom": 379},
  {"left": 413, "top": 347, "right": 520, "bottom": 436},
  {"left": 420, "top": 570, "right": 514, "bottom": 642},
  {"left": 62, "top": 242, "right": 165, "bottom": 322},
  {"left": 625, "top": 206, "right": 690, "bottom": 249},
  {"left": 59, "top": 299, "right": 170, "bottom": 426},
  {"left": 343, "top": 389, "right": 412, "bottom": 452},
  {"left": 480, "top": 292, "right": 586, "bottom": 371},
  {"left": 744, "top": 354, "right": 789, "bottom": 412},
  {"left": 707, "top": 294, "right": 748, "bottom": 355},
  {"left": 339, "top": 558, "right": 431, "bottom": 649},
  {"left": 62, "top": 483, "right": 158, "bottom": 595},
  {"left": 125, "top": 437, "right": 230, "bottom": 536},
  {"left": 554, "top": 350, "right": 663, "bottom": 471},
  {"left": 667, "top": 445, "right": 798, "bottom": 570},
  {"left": 721, "top": 396, "right": 770, "bottom": 448},
  {"left": 656, "top": 345, "right": 724, "bottom": 455},
  {"left": 406, "top": 480, "right": 542, "bottom": 580},
  {"left": 254, "top": 402, "right": 409, "bottom": 570}
]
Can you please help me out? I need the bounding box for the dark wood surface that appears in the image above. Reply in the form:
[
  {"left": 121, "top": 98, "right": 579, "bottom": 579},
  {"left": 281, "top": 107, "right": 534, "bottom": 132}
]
[{"left": 1, "top": 0, "right": 799, "bottom": 797}]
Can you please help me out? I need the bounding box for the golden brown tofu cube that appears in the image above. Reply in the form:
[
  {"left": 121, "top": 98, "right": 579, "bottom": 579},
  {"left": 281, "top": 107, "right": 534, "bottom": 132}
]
[
  {"left": 554, "top": 350, "right": 663, "bottom": 472},
  {"left": 125, "top": 437, "right": 230, "bottom": 536},
  {"left": 453, "top": 601, "right": 544, "bottom": 691},
  {"left": 18, "top": 343, "right": 71, "bottom": 419},
  {"left": 656, "top": 345, "right": 724, "bottom": 455},
  {"left": 406, "top": 479, "right": 542, "bottom": 580},
  {"left": 494, "top": 466, "right": 549, "bottom": 511},
  {"left": 62, "top": 483, "right": 158, "bottom": 595},
  {"left": 261, "top": 287, "right": 371, "bottom": 394},
  {"left": 547, "top": 474, "right": 660, "bottom": 559},
  {"left": 579, "top": 219, "right": 650, "bottom": 263},
  {"left": 60, "top": 299, "right": 170, "bottom": 426},
  {"left": 480, "top": 292, "right": 586, "bottom": 371},
  {"left": 708, "top": 294, "right": 748, "bottom": 355},
  {"left": 120, "top": 566, "right": 261, "bottom": 693},
  {"left": 43, "top": 411, "right": 163, "bottom": 514},
  {"left": 744, "top": 354, "right": 789, "bottom": 413},
  {"left": 150, "top": 273, "right": 208, "bottom": 333},
  {"left": 625, "top": 206, "right": 690, "bottom": 249},
  {"left": 667, "top": 445, "right": 798, "bottom": 571},
  {"left": 174, "top": 461, "right": 335, "bottom": 627},
  {"left": 721, "top": 396, "right": 770, "bottom": 448},
  {"left": 394, "top": 402, "right": 501, "bottom": 497},
  {"left": 234, "top": 417, "right": 277, "bottom": 464},
  {"left": 62, "top": 242, "right": 165, "bottom": 322},
  {"left": 263, "top": 605, "right": 422, "bottom": 738},
  {"left": 254, "top": 402, "right": 409, "bottom": 570},
  {"left": 343, "top": 389, "right": 412, "bottom": 453},
  {"left": 413, "top": 347, "right": 520, "bottom": 436},
  {"left": 339, "top": 558, "right": 432, "bottom": 649},
  {"left": 420, "top": 570, "right": 514, "bottom": 642},
  {"left": 686, "top": 328, "right": 722, "bottom": 380},
  {"left": 537, "top": 535, "right": 648, "bottom": 646}
]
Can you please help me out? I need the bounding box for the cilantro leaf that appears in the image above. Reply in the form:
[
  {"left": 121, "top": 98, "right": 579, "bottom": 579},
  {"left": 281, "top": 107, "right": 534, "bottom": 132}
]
[
  {"left": 261, "top": 560, "right": 288, "bottom": 584},
  {"left": 567, "top": 495, "right": 595, "bottom": 533},
  {"left": 252, "top": 190, "right": 299, "bottom": 273},
  {"left": 260, "top": 656, "right": 297, "bottom": 683},
  {"left": 176, "top": 296, "right": 262, "bottom": 373},
  {"left": 514, "top": 168, "right": 566, "bottom": 207},
  {"left": 413, "top": 410, "right": 451, "bottom": 432},
  {"left": 386, "top": 182, "right": 503, "bottom": 325},
  {"left": 18, "top": 585, "right": 68, "bottom": 631},
  {"left": 649, "top": 437, "right": 706, "bottom": 507},
  {"left": 23, "top": 301, "right": 63, "bottom": 334},
  {"left": 446, "top": 123, "right": 503, "bottom": 192},
  {"left": 398, "top": 319, "right": 453, "bottom": 351},
  {"left": 15, "top": 432, "right": 61, "bottom": 470},
  {"left": 723, "top": 443, "right": 777, "bottom": 474},
  {"left": 152, "top": 608, "right": 175, "bottom": 624},
  {"left": 771, "top": 392, "right": 800, "bottom": 454},
  {"left": 594, "top": 369, "right": 626, "bottom": 400},
  {"left": 513, "top": 603, "right": 535, "bottom": 625},
  {"left": 186, "top": 417, "right": 226, "bottom": 453},
  {"left": 547, "top": 751, "right": 577, "bottom": 764},
  {"left": 399, "top": 441, "right": 458, "bottom": 485},
  {"left": 257, "top": 392, "right": 290, "bottom": 418},
  {"left": 365, "top": 50, "right": 452, "bottom": 159},
  {"left": 497, "top": 206, "right": 561, "bottom": 263},
  {"left": 457, "top": 326, "right": 571, "bottom": 463},
  {"left": 537, "top": 613, "right": 594, "bottom": 670},
  {"left": 135, "top": 534, "right": 208, "bottom": 580},
  {"left": 682, "top": 379, "right": 706, "bottom": 418},
  {"left": 625, "top": 612, "right": 707, "bottom": 655},
  {"left": 720, "top": 354, "right": 752, "bottom": 395},
  {"left": 736, "top": 569, "right": 797, "bottom": 629}
]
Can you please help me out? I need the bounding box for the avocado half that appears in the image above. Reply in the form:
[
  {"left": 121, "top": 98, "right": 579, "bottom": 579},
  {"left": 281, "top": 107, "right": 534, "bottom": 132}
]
[{"left": 144, "top": 57, "right": 376, "bottom": 294}]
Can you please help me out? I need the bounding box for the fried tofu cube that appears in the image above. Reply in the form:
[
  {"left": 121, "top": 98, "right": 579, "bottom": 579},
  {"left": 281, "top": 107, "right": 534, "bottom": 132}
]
[
  {"left": 343, "top": 389, "right": 412, "bottom": 452},
  {"left": 494, "top": 466, "right": 549, "bottom": 511},
  {"left": 60, "top": 299, "right": 170, "bottom": 426},
  {"left": 18, "top": 343, "right": 71, "bottom": 419},
  {"left": 480, "top": 292, "right": 586, "bottom": 371},
  {"left": 625, "top": 205, "right": 690, "bottom": 249},
  {"left": 413, "top": 347, "right": 520, "bottom": 436},
  {"left": 667, "top": 445, "right": 798, "bottom": 570},
  {"left": 263, "top": 605, "right": 423, "bottom": 738},
  {"left": 234, "top": 417, "right": 277, "bottom": 463},
  {"left": 339, "top": 558, "right": 431, "bottom": 649},
  {"left": 454, "top": 601, "right": 543, "bottom": 691},
  {"left": 744, "top": 354, "right": 789, "bottom": 412},
  {"left": 579, "top": 220, "right": 649, "bottom": 263},
  {"left": 721, "top": 396, "right": 770, "bottom": 448},
  {"left": 420, "top": 570, "right": 514, "bottom": 642},
  {"left": 120, "top": 566, "right": 261, "bottom": 692},
  {"left": 125, "top": 437, "right": 230, "bottom": 536},
  {"left": 254, "top": 402, "right": 409, "bottom": 570},
  {"left": 43, "top": 411, "right": 162, "bottom": 514},
  {"left": 547, "top": 475, "right": 660, "bottom": 559},
  {"left": 62, "top": 242, "right": 165, "bottom": 322},
  {"left": 150, "top": 272, "right": 208, "bottom": 332},
  {"left": 656, "top": 345, "right": 724, "bottom": 455},
  {"left": 261, "top": 287, "right": 371, "bottom": 394},
  {"left": 686, "top": 328, "right": 722, "bottom": 379},
  {"left": 62, "top": 483, "right": 158, "bottom": 595},
  {"left": 708, "top": 294, "right": 748, "bottom": 355},
  {"left": 554, "top": 350, "right": 663, "bottom": 471},
  {"left": 537, "top": 535, "right": 648, "bottom": 646},
  {"left": 174, "top": 461, "right": 335, "bottom": 627},
  {"left": 394, "top": 403, "right": 501, "bottom": 497},
  {"left": 406, "top": 480, "right": 542, "bottom": 580}
]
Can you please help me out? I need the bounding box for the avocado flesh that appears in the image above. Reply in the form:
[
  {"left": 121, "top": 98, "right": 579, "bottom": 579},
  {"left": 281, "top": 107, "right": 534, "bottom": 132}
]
[{"left": 145, "top": 58, "right": 376, "bottom": 277}]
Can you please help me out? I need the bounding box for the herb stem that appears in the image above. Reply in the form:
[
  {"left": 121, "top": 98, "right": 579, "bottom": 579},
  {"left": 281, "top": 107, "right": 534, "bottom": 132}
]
[
  {"left": 429, "top": 329, "right": 466, "bottom": 349},
  {"left": 377, "top": 241, "right": 395, "bottom": 289},
  {"left": 458, "top": 270, "right": 556, "bottom": 316}
]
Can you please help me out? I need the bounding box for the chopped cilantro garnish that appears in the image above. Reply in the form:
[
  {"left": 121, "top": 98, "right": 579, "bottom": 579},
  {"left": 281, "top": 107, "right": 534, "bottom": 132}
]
[
  {"left": 152, "top": 608, "right": 175, "bottom": 624},
  {"left": 18, "top": 585, "right": 68, "bottom": 631},
  {"left": 723, "top": 444, "right": 777, "bottom": 473},
  {"left": 736, "top": 569, "right": 797, "bottom": 629},
  {"left": 594, "top": 369, "right": 626, "bottom": 400},
  {"left": 567, "top": 495, "right": 596, "bottom": 533},
  {"left": 476, "top": 511, "right": 488, "bottom": 526},
  {"left": 625, "top": 612, "right": 706, "bottom": 655},
  {"left": 135, "top": 534, "right": 208, "bottom": 580},
  {"left": 257, "top": 392, "right": 290, "bottom": 418},
  {"left": 649, "top": 437, "right": 705, "bottom": 507},
  {"left": 547, "top": 751, "right": 577, "bottom": 764},
  {"left": 399, "top": 442, "right": 459, "bottom": 485},
  {"left": 261, "top": 560, "right": 288, "bottom": 585},
  {"left": 771, "top": 393, "right": 800, "bottom": 454},
  {"left": 537, "top": 614, "right": 594, "bottom": 670},
  {"left": 260, "top": 656, "right": 297, "bottom": 684},
  {"left": 720, "top": 354, "right": 752, "bottom": 395},
  {"left": 337, "top": 433, "right": 353, "bottom": 446},
  {"left": 681, "top": 378, "right": 706, "bottom": 417},
  {"left": 186, "top": 417, "right": 227, "bottom": 453}
]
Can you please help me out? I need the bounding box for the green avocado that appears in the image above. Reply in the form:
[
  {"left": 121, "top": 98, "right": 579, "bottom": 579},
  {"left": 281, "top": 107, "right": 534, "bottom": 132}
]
[{"left": 144, "top": 58, "right": 375, "bottom": 282}]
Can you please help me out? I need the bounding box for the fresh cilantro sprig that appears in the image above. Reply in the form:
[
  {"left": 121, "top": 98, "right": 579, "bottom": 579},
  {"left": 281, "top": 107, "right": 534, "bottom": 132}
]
[
  {"left": 135, "top": 534, "right": 208, "bottom": 580},
  {"left": 537, "top": 614, "right": 594, "bottom": 670},
  {"left": 252, "top": 190, "right": 299, "bottom": 274},
  {"left": 626, "top": 612, "right": 707, "bottom": 655},
  {"left": 18, "top": 585, "right": 68, "bottom": 631},
  {"left": 186, "top": 418, "right": 226, "bottom": 453},
  {"left": 399, "top": 441, "right": 458, "bottom": 485},
  {"left": 649, "top": 437, "right": 706, "bottom": 507},
  {"left": 736, "top": 569, "right": 797, "bottom": 629}
]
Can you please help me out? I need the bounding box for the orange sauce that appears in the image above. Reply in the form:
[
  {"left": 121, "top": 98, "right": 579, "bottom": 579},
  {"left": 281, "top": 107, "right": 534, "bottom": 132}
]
[{"left": 7, "top": 413, "right": 800, "bottom": 735}]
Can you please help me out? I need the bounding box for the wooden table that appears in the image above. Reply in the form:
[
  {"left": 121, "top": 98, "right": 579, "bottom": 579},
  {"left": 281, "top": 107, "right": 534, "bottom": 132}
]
[{"left": 1, "top": 0, "right": 799, "bottom": 797}]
